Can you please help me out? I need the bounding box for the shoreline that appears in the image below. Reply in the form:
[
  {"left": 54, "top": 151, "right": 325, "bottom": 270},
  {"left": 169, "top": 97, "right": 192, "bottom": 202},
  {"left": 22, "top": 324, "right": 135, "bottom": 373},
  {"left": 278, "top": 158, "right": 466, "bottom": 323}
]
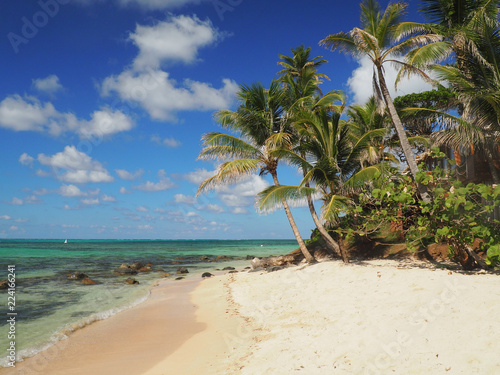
[{"left": 1, "top": 277, "right": 204, "bottom": 375}]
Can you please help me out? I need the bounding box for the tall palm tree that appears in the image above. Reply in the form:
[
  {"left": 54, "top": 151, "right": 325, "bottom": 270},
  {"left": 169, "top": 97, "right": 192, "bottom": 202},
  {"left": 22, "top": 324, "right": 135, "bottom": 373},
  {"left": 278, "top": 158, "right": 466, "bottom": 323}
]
[
  {"left": 257, "top": 108, "right": 387, "bottom": 262},
  {"left": 196, "top": 81, "right": 315, "bottom": 263},
  {"left": 320, "top": 0, "right": 438, "bottom": 203},
  {"left": 402, "top": 1, "right": 500, "bottom": 182},
  {"left": 277, "top": 46, "right": 348, "bottom": 260}
]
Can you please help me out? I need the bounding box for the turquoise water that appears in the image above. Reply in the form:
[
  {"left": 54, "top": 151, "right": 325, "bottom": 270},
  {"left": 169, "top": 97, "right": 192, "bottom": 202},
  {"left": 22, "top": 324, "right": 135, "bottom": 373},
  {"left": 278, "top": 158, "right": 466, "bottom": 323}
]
[{"left": 0, "top": 239, "right": 297, "bottom": 367}]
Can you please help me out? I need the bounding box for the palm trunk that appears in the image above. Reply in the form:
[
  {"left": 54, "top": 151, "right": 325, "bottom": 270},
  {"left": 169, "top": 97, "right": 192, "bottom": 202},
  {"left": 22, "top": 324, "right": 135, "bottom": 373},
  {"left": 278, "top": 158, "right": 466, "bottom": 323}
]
[
  {"left": 303, "top": 180, "right": 349, "bottom": 262},
  {"left": 485, "top": 148, "right": 500, "bottom": 184},
  {"left": 270, "top": 172, "right": 315, "bottom": 263},
  {"left": 376, "top": 66, "right": 432, "bottom": 204}
]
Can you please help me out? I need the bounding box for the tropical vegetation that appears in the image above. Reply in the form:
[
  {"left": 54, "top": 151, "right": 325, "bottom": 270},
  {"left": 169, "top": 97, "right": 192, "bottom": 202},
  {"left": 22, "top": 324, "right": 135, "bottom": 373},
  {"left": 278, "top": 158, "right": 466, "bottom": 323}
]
[{"left": 196, "top": 0, "right": 500, "bottom": 270}]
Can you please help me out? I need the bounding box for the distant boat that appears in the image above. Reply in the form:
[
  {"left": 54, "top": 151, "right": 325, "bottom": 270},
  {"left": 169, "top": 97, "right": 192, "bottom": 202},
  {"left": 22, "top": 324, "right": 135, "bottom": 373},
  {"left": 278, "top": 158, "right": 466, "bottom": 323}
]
[{"left": 64, "top": 239, "right": 68, "bottom": 244}]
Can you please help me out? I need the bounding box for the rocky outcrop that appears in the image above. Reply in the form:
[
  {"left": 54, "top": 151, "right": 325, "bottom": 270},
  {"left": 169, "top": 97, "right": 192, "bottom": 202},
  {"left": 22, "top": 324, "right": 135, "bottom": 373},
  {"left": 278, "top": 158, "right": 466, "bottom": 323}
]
[
  {"left": 0, "top": 280, "right": 8, "bottom": 289},
  {"left": 201, "top": 272, "right": 213, "bottom": 278},
  {"left": 222, "top": 266, "right": 235, "bottom": 271},
  {"left": 250, "top": 248, "right": 333, "bottom": 270},
  {"left": 81, "top": 277, "right": 98, "bottom": 285},
  {"left": 68, "top": 272, "right": 88, "bottom": 280},
  {"left": 177, "top": 267, "right": 189, "bottom": 274},
  {"left": 113, "top": 265, "right": 138, "bottom": 276},
  {"left": 125, "top": 277, "right": 139, "bottom": 285}
]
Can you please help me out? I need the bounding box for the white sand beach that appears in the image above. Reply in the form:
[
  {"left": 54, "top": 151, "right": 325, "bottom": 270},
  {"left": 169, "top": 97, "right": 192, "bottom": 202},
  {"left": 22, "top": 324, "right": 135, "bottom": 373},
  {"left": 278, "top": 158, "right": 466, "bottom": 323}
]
[{"left": 5, "top": 259, "right": 500, "bottom": 375}]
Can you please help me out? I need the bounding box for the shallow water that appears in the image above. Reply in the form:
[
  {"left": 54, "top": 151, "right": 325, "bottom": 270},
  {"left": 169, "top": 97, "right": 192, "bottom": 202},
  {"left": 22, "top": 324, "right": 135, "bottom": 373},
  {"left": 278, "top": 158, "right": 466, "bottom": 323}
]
[{"left": 0, "top": 239, "right": 297, "bottom": 366}]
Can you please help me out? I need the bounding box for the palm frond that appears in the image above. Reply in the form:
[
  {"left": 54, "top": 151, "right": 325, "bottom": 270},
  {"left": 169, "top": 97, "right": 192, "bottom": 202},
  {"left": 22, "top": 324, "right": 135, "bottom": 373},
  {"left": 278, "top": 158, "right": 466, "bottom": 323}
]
[
  {"left": 198, "top": 133, "right": 260, "bottom": 160},
  {"left": 256, "top": 185, "right": 317, "bottom": 213}
]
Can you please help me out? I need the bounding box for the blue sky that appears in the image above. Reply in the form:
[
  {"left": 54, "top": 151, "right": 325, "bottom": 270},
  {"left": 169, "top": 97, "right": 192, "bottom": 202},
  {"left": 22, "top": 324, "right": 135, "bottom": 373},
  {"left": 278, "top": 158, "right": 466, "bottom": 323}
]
[{"left": 0, "top": 0, "right": 430, "bottom": 239}]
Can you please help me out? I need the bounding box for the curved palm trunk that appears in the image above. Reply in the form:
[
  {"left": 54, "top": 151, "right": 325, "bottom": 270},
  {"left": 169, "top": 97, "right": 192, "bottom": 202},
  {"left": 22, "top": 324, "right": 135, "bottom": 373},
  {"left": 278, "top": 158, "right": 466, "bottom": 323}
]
[
  {"left": 485, "top": 148, "right": 500, "bottom": 184},
  {"left": 304, "top": 180, "right": 349, "bottom": 262},
  {"left": 376, "top": 66, "right": 432, "bottom": 204},
  {"left": 270, "top": 172, "right": 315, "bottom": 263}
]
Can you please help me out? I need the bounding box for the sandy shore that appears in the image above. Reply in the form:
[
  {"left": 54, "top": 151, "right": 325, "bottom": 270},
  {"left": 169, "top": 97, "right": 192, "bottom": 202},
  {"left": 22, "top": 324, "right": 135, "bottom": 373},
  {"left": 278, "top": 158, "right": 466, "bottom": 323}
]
[{"left": 4, "top": 259, "right": 500, "bottom": 374}]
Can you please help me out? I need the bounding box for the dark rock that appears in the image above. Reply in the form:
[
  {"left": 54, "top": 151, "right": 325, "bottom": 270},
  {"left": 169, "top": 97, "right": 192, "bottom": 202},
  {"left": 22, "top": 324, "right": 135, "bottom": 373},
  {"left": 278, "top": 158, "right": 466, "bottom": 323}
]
[
  {"left": 216, "top": 255, "right": 232, "bottom": 261},
  {"left": 201, "top": 272, "right": 213, "bottom": 278},
  {"left": 177, "top": 267, "right": 189, "bottom": 274},
  {"left": 131, "top": 262, "right": 146, "bottom": 270},
  {"left": 222, "top": 266, "right": 235, "bottom": 271},
  {"left": 228, "top": 270, "right": 238, "bottom": 274},
  {"left": 175, "top": 276, "right": 184, "bottom": 280},
  {"left": 0, "top": 280, "right": 8, "bottom": 289},
  {"left": 125, "top": 277, "right": 139, "bottom": 285},
  {"left": 244, "top": 267, "right": 251, "bottom": 270},
  {"left": 200, "top": 256, "right": 210, "bottom": 261},
  {"left": 138, "top": 266, "right": 153, "bottom": 272},
  {"left": 246, "top": 255, "right": 254, "bottom": 260},
  {"left": 113, "top": 267, "right": 138, "bottom": 276},
  {"left": 81, "top": 277, "right": 98, "bottom": 285},
  {"left": 68, "top": 272, "right": 88, "bottom": 280}
]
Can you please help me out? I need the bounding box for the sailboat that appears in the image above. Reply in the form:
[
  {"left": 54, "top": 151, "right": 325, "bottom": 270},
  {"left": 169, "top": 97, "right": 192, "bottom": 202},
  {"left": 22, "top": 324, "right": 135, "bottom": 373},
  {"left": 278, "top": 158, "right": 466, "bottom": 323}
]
[{"left": 64, "top": 239, "right": 68, "bottom": 244}]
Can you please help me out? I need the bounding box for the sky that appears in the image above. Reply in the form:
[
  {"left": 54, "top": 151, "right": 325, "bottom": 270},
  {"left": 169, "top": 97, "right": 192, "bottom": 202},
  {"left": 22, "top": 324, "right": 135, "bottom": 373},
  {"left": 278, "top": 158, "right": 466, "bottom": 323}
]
[{"left": 0, "top": 0, "right": 432, "bottom": 239}]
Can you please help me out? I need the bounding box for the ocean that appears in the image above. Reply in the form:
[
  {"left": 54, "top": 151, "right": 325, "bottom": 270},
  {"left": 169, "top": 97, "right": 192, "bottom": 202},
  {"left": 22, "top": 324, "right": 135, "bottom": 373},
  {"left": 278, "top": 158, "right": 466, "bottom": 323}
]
[{"left": 0, "top": 239, "right": 298, "bottom": 367}]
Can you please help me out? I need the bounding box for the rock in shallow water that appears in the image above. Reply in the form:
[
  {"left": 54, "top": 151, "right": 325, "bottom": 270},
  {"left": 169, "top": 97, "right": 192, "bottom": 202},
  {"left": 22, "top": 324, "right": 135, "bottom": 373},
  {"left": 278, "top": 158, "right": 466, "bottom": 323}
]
[
  {"left": 125, "top": 277, "right": 139, "bottom": 285},
  {"left": 201, "top": 272, "right": 213, "bottom": 278},
  {"left": 177, "top": 267, "right": 189, "bottom": 274}
]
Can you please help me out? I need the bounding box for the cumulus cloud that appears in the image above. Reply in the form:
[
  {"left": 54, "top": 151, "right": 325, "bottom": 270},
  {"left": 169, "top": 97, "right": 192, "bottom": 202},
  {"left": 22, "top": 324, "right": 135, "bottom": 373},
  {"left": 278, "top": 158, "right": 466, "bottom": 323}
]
[
  {"left": 133, "top": 169, "right": 176, "bottom": 191},
  {"left": 174, "top": 194, "right": 196, "bottom": 204},
  {"left": 347, "top": 55, "right": 435, "bottom": 104},
  {"left": 59, "top": 184, "right": 86, "bottom": 197},
  {"left": 101, "top": 15, "right": 237, "bottom": 122},
  {"left": 102, "top": 70, "right": 237, "bottom": 121},
  {"left": 0, "top": 215, "right": 11, "bottom": 220},
  {"left": 130, "top": 15, "right": 221, "bottom": 69},
  {"left": 115, "top": 168, "right": 144, "bottom": 180},
  {"left": 101, "top": 194, "right": 116, "bottom": 202},
  {"left": 19, "top": 153, "right": 35, "bottom": 167},
  {"left": 117, "top": 0, "right": 204, "bottom": 10},
  {"left": 136, "top": 206, "right": 149, "bottom": 212},
  {"left": 36, "top": 145, "right": 113, "bottom": 183},
  {"left": 81, "top": 198, "right": 100, "bottom": 205},
  {"left": 0, "top": 95, "right": 134, "bottom": 138},
  {"left": 8, "top": 196, "right": 42, "bottom": 205},
  {"left": 151, "top": 135, "right": 181, "bottom": 148},
  {"left": 32, "top": 75, "right": 63, "bottom": 94}
]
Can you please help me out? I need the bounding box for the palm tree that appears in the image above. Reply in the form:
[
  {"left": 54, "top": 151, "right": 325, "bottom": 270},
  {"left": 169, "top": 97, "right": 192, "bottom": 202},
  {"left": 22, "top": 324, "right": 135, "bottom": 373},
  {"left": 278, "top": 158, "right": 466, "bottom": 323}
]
[
  {"left": 257, "top": 107, "right": 387, "bottom": 263},
  {"left": 402, "top": 1, "right": 500, "bottom": 182},
  {"left": 277, "top": 46, "right": 348, "bottom": 260},
  {"left": 320, "top": 0, "right": 438, "bottom": 203},
  {"left": 196, "top": 81, "right": 315, "bottom": 263},
  {"left": 347, "top": 96, "right": 397, "bottom": 168}
]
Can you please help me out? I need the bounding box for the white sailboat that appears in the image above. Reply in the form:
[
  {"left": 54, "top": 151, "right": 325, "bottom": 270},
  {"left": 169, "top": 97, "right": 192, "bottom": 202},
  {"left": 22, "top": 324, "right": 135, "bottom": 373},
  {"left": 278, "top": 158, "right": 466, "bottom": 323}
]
[{"left": 64, "top": 239, "right": 68, "bottom": 244}]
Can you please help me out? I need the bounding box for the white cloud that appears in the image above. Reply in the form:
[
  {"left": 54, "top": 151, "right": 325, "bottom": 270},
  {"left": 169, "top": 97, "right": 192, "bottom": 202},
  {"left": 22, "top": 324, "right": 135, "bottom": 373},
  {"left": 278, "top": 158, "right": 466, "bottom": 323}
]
[
  {"left": 216, "top": 175, "right": 269, "bottom": 207},
  {"left": 174, "top": 194, "right": 196, "bottom": 204},
  {"left": 347, "top": 56, "right": 435, "bottom": 105},
  {"left": 199, "top": 203, "right": 224, "bottom": 214},
  {"left": 59, "top": 184, "right": 86, "bottom": 197},
  {"left": 120, "top": 187, "right": 130, "bottom": 194},
  {"left": 81, "top": 198, "right": 100, "bottom": 205},
  {"left": 0, "top": 95, "right": 134, "bottom": 138},
  {"left": 100, "top": 15, "right": 237, "bottom": 122},
  {"left": 102, "top": 69, "right": 237, "bottom": 121},
  {"left": 19, "top": 153, "right": 35, "bottom": 167},
  {"left": 8, "top": 196, "right": 42, "bottom": 205},
  {"left": 0, "top": 215, "right": 11, "bottom": 220},
  {"left": 116, "top": 168, "right": 144, "bottom": 180},
  {"left": 136, "top": 206, "right": 149, "bottom": 212},
  {"left": 32, "top": 75, "right": 63, "bottom": 94},
  {"left": 102, "top": 194, "right": 116, "bottom": 202},
  {"left": 133, "top": 169, "right": 176, "bottom": 192},
  {"left": 37, "top": 146, "right": 113, "bottom": 184},
  {"left": 151, "top": 135, "right": 181, "bottom": 148},
  {"left": 184, "top": 168, "right": 215, "bottom": 185},
  {"left": 130, "top": 15, "right": 221, "bottom": 69},
  {"left": 231, "top": 207, "right": 248, "bottom": 214},
  {"left": 0, "top": 95, "right": 58, "bottom": 132}
]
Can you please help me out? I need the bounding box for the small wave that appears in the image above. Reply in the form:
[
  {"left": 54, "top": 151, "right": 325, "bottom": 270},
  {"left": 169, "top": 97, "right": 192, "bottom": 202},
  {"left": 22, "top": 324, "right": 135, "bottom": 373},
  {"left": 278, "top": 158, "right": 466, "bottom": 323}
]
[{"left": 0, "top": 289, "right": 151, "bottom": 368}]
